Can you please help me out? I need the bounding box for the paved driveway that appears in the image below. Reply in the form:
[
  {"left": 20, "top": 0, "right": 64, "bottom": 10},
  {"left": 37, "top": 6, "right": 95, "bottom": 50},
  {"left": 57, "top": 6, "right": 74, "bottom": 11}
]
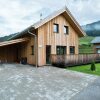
[
  {"left": 71, "top": 77, "right": 100, "bottom": 100},
  {"left": 0, "top": 64, "right": 98, "bottom": 100}
]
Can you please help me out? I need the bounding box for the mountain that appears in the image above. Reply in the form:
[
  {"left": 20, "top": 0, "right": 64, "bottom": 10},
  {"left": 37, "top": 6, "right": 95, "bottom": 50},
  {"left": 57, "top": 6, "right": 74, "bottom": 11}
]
[
  {"left": 82, "top": 21, "right": 100, "bottom": 36},
  {"left": 0, "top": 33, "right": 17, "bottom": 42},
  {"left": 0, "top": 20, "right": 100, "bottom": 42}
]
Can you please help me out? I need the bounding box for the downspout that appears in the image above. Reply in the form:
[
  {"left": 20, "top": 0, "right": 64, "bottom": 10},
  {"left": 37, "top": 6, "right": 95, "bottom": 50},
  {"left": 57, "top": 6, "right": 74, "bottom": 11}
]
[{"left": 28, "top": 30, "right": 38, "bottom": 68}]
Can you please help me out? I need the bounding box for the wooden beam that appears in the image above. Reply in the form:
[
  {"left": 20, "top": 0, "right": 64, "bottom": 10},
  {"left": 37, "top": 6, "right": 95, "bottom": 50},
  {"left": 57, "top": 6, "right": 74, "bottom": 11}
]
[{"left": 0, "top": 38, "right": 29, "bottom": 47}]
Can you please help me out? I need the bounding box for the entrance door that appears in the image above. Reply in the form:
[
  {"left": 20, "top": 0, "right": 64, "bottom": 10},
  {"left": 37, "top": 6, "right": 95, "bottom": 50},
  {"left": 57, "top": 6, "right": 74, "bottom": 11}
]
[{"left": 46, "top": 45, "right": 51, "bottom": 64}]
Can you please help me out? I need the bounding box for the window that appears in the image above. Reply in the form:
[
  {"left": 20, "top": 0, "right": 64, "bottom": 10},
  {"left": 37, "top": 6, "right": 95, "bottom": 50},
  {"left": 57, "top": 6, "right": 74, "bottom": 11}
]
[
  {"left": 64, "top": 26, "right": 69, "bottom": 34},
  {"left": 70, "top": 46, "right": 75, "bottom": 54},
  {"left": 56, "top": 46, "right": 66, "bottom": 55},
  {"left": 53, "top": 23, "right": 59, "bottom": 33},
  {"left": 31, "top": 46, "right": 34, "bottom": 55}
]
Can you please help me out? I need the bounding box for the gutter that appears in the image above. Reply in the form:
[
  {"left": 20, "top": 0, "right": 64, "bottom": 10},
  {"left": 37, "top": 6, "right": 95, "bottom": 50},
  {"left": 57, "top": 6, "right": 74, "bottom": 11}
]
[{"left": 28, "top": 30, "right": 38, "bottom": 68}]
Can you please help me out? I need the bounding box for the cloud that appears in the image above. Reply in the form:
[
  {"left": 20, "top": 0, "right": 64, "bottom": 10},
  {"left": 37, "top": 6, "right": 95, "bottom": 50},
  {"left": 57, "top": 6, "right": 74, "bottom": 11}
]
[
  {"left": 0, "top": 0, "right": 100, "bottom": 37},
  {"left": 68, "top": 0, "right": 100, "bottom": 25}
]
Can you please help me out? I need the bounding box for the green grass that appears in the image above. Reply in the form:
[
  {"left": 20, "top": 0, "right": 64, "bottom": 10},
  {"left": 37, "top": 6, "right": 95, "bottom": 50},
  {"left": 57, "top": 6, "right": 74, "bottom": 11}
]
[
  {"left": 79, "top": 36, "right": 94, "bottom": 45},
  {"left": 79, "top": 45, "right": 94, "bottom": 54},
  {"left": 67, "top": 63, "right": 100, "bottom": 76},
  {"left": 79, "top": 36, "right": 94, "bottom": 54}
]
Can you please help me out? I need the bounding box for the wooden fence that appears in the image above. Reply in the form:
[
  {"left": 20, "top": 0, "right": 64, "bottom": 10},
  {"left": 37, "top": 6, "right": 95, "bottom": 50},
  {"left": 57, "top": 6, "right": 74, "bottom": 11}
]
[{"left": 51, "top": 54, "right": 100, "bottom": 67}]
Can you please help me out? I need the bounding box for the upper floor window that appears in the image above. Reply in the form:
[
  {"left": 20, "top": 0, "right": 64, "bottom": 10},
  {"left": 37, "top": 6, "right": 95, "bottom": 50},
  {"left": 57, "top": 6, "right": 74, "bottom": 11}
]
[
  {"left": 53, "top": 23, "right": 59, "bottom": 33},
  {"left": 70, "top": 46, "right": 75, "bottom": 54},
  {"left": 64, "top": 26, "right": 69, "bottom": 34},
  {"left": 56, "top": 46, "right": 66, "bottom": 55}
]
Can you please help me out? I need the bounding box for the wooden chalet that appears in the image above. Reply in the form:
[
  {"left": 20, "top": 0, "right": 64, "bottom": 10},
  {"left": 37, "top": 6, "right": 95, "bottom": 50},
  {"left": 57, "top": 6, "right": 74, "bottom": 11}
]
[{"left": 0, "top": 7, "right": 86, "bottom": 66}]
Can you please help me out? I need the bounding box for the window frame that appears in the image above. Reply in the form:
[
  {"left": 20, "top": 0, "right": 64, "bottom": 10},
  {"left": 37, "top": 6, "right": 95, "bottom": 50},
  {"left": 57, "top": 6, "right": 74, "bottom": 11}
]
[
  {"left": 31, "top": 46, "right": 34, "bottom": 55},
  {"left": 70, "top": 46, "right": 75, "bottom": 54},
  {"left": 64, "top": 25, "right": 69, "bottom": 35},
  {"left": 53, "top": 23, "right": 59, "bottom": 33},
  {"left": 56, "top": 46, "right": 66, "bottom": 55}
]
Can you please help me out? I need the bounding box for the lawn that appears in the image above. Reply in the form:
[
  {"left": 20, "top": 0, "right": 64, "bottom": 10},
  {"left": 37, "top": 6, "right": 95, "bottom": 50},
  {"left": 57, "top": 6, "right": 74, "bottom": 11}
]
[
  {"left": 79, "top": 36, "right": 94, "bottom": 54},
  {"left": 79, "top": 36, "right": 94, "bottom": 45},
  {"left": 67, "top": 63, "right": 100, "bottom": 76}
]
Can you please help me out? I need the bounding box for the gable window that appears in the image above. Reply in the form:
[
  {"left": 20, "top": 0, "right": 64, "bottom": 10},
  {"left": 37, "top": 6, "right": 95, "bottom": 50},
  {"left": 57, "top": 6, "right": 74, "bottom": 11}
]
[
  {"left": 70, "top": 46, "right": 75, "bottom": 54},
  {"left": 31, "top": 46, "right": 34, "bottom": 55},
  {"left": 53, "top": 23, "right": 59, "bottom": 33},
  {"left": 56, "top": 46, "right": 66, "bottom": 55},
  {"left": 64, "top": 26, "right": 69, "bottom": 34}
]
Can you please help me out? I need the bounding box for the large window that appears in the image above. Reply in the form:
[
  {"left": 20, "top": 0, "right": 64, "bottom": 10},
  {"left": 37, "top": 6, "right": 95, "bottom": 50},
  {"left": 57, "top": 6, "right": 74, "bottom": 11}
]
[
  {"left": 70, "top": 46, "right": 75, "bottom": 54},
  {"left": 53, "top": 23, "right": 59, "bottom": 33},
  {"left": 56, "top": 46, "right": 66, "bottom": 55},
  {"left": 64, "top": 26, "right": 69, "bottom": 34},
  {"left": 31, "top": 46, "right": 34, "bottom": 55}
]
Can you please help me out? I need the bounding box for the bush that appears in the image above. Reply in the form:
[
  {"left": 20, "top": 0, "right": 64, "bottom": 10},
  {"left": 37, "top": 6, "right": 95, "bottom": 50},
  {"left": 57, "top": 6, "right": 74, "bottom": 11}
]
[
  {"left": 91, "top": 62, "right": 96, "bottom": 71},
  {"left": 52, "top": 61, "right": 65, "bottom": 67}
]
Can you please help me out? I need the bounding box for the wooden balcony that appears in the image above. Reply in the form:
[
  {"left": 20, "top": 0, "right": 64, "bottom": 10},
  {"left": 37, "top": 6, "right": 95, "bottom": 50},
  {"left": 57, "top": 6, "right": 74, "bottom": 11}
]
[{"left": 51, "top": 54, "right": 100, "bottom": 67}]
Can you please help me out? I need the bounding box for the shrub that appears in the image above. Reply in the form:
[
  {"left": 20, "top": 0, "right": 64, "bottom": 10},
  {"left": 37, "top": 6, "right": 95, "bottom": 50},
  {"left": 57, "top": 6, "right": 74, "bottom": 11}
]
[
  {"left": 52, "top": 61, "right": 65, "bottom": 67},
  {"left": 91, "top": 61, "right": 96, "bottom": 71}
]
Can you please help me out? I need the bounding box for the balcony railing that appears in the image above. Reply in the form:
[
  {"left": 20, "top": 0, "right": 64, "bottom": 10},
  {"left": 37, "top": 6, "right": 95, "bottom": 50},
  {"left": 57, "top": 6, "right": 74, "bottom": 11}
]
[{"left": 51, "top": 54, "right": 100, "bottom": 67}]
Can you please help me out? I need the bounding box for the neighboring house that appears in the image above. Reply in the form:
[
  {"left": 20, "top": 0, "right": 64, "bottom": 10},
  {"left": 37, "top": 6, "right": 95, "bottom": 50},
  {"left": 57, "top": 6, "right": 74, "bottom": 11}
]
[
  {"left": 91, "top": 37, "right": 100, "bottom": 53},
  {"left": 0, "top": 7, "right": 85, "bottom": 66}
]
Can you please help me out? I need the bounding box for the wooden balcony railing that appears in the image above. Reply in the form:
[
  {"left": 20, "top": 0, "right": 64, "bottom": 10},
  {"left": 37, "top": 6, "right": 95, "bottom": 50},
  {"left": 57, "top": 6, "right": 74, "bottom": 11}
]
[{"left": 51, "top": 54, "right": 100, "bottom": 67}]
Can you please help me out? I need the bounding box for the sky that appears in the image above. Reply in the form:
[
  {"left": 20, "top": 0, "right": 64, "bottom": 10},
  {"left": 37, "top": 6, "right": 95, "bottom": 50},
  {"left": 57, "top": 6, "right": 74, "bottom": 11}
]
[{"left": 0, "top": 0, "right": 100, "bottom": 37}]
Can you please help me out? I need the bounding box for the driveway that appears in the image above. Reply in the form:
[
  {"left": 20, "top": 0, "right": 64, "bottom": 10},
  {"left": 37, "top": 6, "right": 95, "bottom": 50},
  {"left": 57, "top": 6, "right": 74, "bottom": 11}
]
[
  {"left": 0, "top": 64, "right": 98, "bottom": 100},
  {"left": 71, "top": 77, "right": 100, "bottom": 100}
]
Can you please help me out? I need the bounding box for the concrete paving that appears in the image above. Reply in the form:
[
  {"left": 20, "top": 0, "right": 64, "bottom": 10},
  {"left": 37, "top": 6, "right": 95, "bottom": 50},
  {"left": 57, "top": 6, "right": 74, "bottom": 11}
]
[
  {"left": 71, "top": 77, "right": 100, "bottom": 100},
  {"left": 0, "top": 64, "right": 98, "bottom": 100}
]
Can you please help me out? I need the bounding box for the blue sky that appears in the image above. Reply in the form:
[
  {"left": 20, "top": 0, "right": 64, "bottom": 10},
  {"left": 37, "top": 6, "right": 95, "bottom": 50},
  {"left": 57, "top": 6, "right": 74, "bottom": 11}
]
[{"left": 0, "top": 0, "right": 100, "bottom": 36}]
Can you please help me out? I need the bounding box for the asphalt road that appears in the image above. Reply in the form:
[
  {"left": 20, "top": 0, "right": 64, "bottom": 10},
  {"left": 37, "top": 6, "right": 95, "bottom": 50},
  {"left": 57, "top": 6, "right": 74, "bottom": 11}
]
[{"left": 71, "top": 77, "right": 100, "bottom": 100}]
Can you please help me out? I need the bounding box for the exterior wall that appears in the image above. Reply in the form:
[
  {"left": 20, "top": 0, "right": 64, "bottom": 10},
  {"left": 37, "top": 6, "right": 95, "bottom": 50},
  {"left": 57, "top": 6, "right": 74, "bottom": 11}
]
[
  {"left": 93, "top": 43, "right": 100, "bottom": 53},
  {"left": 38, "top": 14, "right": 79, "bottom": 66},
  {"left": 19, "top": 35, "right": 36, "bottom": 65},
  {"left": 0, "top": 35, "right": 36, "bottom": 65},
  {"left": 0, "top": 45, "right": 17, "bottom": 62}
]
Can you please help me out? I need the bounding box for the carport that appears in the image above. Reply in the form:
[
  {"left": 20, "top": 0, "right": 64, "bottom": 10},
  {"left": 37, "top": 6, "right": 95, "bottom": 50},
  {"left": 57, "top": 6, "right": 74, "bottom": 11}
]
[{"left": 0, "top": 38, "right": 29, "bottom": 63}]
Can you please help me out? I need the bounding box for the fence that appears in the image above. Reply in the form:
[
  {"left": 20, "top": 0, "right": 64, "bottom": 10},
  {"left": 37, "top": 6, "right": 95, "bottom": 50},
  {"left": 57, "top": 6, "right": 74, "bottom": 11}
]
[{"left": 51, "top": 54, "right": 100, "bottom": 67}]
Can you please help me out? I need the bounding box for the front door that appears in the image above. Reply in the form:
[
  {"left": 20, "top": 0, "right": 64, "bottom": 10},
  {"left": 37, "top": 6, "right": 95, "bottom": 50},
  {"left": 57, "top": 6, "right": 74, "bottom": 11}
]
[{"left": 46, "top": 45, "right": 51, "bottom": 64}]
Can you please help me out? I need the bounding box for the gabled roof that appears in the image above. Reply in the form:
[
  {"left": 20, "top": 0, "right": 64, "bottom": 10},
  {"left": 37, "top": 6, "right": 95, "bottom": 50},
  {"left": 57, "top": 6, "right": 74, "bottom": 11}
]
[
  {"left": 91, "top": 37, "right": 100, "bottom": 44},
  {"left": 9, "top": 6, "right": 86, "bottom": 40}
]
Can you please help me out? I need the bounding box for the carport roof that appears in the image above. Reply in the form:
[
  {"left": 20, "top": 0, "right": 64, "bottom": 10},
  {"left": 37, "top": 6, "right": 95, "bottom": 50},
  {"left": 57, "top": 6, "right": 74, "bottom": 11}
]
[{"left": 0, "top": 38, "right": 29, "bottom": 47}]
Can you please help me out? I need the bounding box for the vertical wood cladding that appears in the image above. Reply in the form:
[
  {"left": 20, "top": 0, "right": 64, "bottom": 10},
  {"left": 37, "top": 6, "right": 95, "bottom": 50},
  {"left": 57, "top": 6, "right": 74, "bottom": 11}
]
[{"left": 38, "top": 14, "right": 79, "bottom": 66}]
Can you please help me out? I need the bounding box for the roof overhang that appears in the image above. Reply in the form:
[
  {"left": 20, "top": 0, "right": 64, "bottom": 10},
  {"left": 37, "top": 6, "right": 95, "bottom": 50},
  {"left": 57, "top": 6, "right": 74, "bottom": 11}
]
[
  {"left": 0, "top": 38, "right": 29, "bottom": 47},
  {"left": 33, "top": 7, "right": 86, "bottom": 37},
  {"left": 9, "top": 6, "right": 86, "bottom": 40}
]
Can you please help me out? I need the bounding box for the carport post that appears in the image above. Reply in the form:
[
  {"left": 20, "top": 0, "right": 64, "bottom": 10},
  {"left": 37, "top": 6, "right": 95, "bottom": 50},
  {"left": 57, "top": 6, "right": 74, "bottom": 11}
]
[{"left": 28, "top": 30, "right": 38, "bottom": 68}]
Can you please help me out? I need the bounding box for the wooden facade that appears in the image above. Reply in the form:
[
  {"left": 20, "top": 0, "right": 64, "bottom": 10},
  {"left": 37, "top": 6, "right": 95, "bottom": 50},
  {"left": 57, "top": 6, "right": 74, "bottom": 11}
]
[
  {"left": 38, "top": 14, "right": 79, "bottom": 66},
  {"left": 51, "top": 54, "right": 100, "bottom": 67},
  {"left": 92, "top": 43, "right": 100, "bottom": 53},
  {"left": 91, "top": 37, "right": 100, "bottom": 54},
  {"left": 0, "top": 7, "right": 85, "bottom": 66},
  {"left": 0, "top": 35, "right": 36, "bottom": 65}
]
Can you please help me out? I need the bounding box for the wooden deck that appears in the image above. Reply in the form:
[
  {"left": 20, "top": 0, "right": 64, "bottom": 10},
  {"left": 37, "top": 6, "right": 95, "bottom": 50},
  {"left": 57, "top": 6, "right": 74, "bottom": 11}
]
[{"left": 51, "top": 54, "right": 100, "bottom": 67}]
